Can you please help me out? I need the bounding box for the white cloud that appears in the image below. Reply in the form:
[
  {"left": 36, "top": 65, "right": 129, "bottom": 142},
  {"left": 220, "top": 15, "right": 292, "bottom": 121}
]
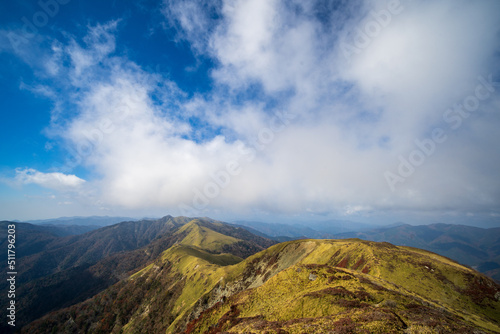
[
  {"left": 39, "top": 25, "right": 244, "bottom": 209},
  {"left": 62, "top": 71, "right": 244, "bottom": 209},
  {"left": 6, "top": 0, "right": 500, "bottom": 222},
  {"left": 162, "top": 0, "right": 221, "bottom": 53},
  {"left": 158, "top": 0, "right": 500, "bottom": 218},
  {"left": 210, "top": 0, "right": 323, "bottom": 93},
  {"left": 339, "top": 0, "right": 500, "bottom": 136},
  {"left": 15, "top": 169, "right": 85, "bottom": 191},
  {"left": 67, "top": 20, "right": 118, "bottom": 80}
]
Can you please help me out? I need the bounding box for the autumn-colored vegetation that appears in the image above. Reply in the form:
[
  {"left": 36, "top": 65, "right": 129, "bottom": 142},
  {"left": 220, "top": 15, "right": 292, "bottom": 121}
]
[{"left": 16, "top": 220, "right": 500, "bottom": 334}]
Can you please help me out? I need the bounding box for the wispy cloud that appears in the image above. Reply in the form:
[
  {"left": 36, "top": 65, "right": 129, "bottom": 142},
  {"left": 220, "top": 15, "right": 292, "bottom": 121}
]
[{"left": 162, "top": 0, "right": 221, "bottom": 53}]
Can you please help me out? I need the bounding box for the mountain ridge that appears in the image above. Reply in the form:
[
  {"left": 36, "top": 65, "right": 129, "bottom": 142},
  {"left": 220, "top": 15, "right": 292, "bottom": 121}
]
[
  {"left": 0, "top": 216, "right": 275, "bottom": 332},
  {"left": 20, "top": 224, "right": 500, "bottom": 333},
  {"left": 336, "top": 223, "right": 500, "bottom": 282}
]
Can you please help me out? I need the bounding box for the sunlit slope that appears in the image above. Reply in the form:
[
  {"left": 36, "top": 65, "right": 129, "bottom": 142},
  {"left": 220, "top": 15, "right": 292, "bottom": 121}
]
[
  {"left": 23, "top": 236, "right": 500, "bottom": 334},
  {"left": 21, "top": 219, "right": 253, "bottom": 334},
  {"left": 176, "top": 219, "right": 241, "bottom": 251},
  {"left": 183, "top": 239, "right": 500, "bottom": 333}
]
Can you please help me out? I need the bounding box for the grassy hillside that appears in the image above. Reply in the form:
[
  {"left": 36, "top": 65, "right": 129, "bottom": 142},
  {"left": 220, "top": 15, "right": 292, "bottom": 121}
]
[
  {"left": 177, "top": 220, "right": 242, "bottom": 251},
  {"left": 22, "top": 242, "right": 244, "bottom": 333},
  {"left": 2, "top": 217, "right": 274, "bottom": 332},
  {"left": 337, "top": 223, "right": 500, "bottom": 282},
  {"left": 24, "top": 237, "right": 500, "bottom": 333},
  {"left": 178, "top": 239, "right": 500, "bottom": 333}
]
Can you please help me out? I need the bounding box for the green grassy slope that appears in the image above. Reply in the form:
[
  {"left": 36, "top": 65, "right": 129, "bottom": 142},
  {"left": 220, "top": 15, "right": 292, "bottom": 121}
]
[
  {"left": 22, "top": 236, "right": 500, "bottom": 334},
  {"left": 182, "top": 239, "right": 500, "bottom": 333},
  {"left": 177, "top": 219, "right": 242, "bottom": 251},
  {"left": 21, "top": 243, "right": 242, "bottom": 334},
  {"left": 11, "top": 217, "right": 274, "bottom": 332},
  {"left": 20, "top": 219, "right": 254, "bottom": 334},
  {"left": 337, "top": 224, "right": 500, "bottom": 282}
]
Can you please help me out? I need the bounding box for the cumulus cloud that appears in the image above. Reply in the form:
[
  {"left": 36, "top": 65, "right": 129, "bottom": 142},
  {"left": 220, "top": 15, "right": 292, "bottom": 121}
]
[
  {"left": 161, "top": 0, "right": 500, "bottom": 218},
  {"left": 27, "top": 21, "right": 243, "bottom": 211},
  {"left": 7, "top": 0, "right": 500, "bottom": 222},
  {"left": 15, "top": 168, "right": 85, "bottom": 191},
  {"left": 61, "top": 70, "right": 244, "bottom": 208}
]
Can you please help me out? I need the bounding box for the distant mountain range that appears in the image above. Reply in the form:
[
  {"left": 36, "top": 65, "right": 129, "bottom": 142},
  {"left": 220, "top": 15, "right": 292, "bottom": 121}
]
[
  {"left": 26, "top": 216, "right": 140, "bottom": 227},
  {"left": 231, "top": 219, "right": 379, "bottom": 240}
]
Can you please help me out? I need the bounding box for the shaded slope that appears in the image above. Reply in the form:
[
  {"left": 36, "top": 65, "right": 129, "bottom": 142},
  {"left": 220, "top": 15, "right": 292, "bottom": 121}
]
[
  {"left": 7, "top": 216, "right": 192, "bottom": 286},
  {"left": 13, "top": 216, "right": 273, "bottom": 284},
  {"left": 23, "top": 243, "right": 233, "bottom": 334},
  {"left": 22, "top": 239, "right": 247, "bottom": 333},
  {"left": 0, "top": 221, "right": 62, "bottom": 259},
  {"left": 11, "top": 229, "right": 188, "bottom": 329},
  {"left": 4, "top": 217, "right": 274, "bottom": 332}
]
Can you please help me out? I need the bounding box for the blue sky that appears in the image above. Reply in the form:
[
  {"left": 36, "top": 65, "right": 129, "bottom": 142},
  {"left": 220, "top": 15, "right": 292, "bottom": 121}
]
[{"left": 1, "top": 0, "right": 500, "bottom": 227}]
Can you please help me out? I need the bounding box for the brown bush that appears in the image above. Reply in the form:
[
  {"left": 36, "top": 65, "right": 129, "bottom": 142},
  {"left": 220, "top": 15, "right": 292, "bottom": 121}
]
[
  {"left": 354, "top": 290, "right": 374, "bottom": 301},
  {"left": 328, "top": 275, "right": 339, "bottom": 283},
  {"left": 305, "top": 286, "right": 355, "bottom": 298},
  {"left": 336, "top": 257, "right": 350, "bottom": 268},
  {"left": 352, "top": 257, "right": 366, "bottom": 270},
  {"left": 338, "top": 299, "right": 369, "bottom": 308},
  {"left": 332, "top": 317, "right": 358, "bottom": 334}
]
